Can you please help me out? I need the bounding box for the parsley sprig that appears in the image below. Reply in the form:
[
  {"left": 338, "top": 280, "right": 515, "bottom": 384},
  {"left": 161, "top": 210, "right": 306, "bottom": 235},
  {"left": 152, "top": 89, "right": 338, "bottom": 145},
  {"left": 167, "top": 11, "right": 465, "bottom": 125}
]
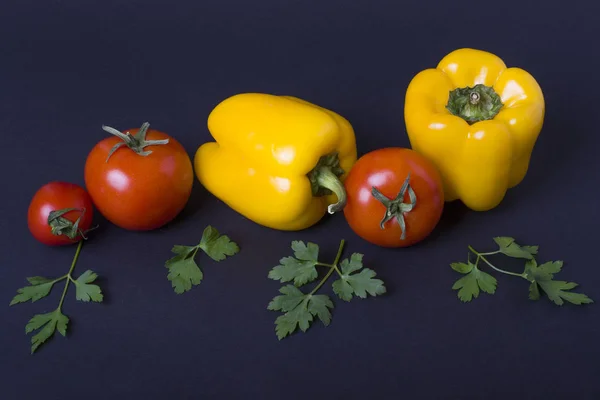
[
  {"left": 10, "top": 240, "right": 104, "bottom": 354},
  {"left": 165, "top": 225, "right": 239, "bottom": 294},
  {"left": 268, "top": 239, "right": 386, "bottom": 339},
  {"left": 451, "top": 237, "right": 593, "bottom": 306}
]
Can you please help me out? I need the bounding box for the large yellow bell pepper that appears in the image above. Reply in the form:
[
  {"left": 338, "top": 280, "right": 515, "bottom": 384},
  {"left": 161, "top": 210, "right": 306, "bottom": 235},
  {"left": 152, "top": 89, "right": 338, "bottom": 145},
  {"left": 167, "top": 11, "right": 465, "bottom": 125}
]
[
  {"left": 194, "top": 93, "right": 357, "bottom": 231},
  {"left": 404, "top": 48, "right": 545, "bottom": 211}
]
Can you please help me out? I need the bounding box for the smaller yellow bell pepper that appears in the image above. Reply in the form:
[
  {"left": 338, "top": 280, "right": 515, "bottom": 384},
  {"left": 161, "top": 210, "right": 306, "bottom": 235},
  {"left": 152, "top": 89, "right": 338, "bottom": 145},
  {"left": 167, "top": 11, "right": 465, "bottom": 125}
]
[
  {"left": 194, "top": 93, "right": 357, "bottom": 231},
  {"left": 404, "top": 48, "right": 545, "bottom": 211}
]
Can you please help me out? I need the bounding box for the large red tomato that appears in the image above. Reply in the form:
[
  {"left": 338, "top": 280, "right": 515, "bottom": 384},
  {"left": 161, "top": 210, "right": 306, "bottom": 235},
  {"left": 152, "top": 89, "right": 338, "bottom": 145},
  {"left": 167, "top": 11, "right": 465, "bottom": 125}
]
[
  {"left": 84, "top": 122, "right": 194, "bottom": 231},
  {"left": 343, "top": 147, "right": 444, "bottom": 247},
  {"left": 27, "top": 181, "right": 94, "bottom": 246}
]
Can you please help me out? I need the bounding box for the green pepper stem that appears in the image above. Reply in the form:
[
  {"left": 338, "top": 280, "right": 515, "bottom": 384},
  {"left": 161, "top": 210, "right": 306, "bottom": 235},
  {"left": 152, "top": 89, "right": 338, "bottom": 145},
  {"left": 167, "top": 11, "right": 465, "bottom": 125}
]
[
  {"left": 315, "top": 167, "right": 347, "bottom": 214},
  {"left": 446, "top": 84, "right": 504, "bottom": 124}
]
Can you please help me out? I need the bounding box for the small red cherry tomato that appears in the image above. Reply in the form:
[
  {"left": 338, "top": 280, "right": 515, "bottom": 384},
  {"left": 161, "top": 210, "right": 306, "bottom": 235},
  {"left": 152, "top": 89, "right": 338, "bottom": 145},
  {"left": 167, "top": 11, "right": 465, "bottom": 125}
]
[{"left": 27, "top": 181, "right": 94, "bottom": 246}]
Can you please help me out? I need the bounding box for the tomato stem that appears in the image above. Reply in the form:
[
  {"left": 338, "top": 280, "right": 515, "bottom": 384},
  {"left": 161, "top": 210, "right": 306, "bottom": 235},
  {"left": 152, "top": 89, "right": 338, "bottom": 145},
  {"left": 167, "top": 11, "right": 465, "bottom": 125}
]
[
  {"left": 102, "top": 122, "right": 170, "bottom": 162},
  {"left": 47, "top": 207, "right": 87, "bottom": 241},
  {"left": 371, "top": 173, "right": 417, "bottom": 240}
]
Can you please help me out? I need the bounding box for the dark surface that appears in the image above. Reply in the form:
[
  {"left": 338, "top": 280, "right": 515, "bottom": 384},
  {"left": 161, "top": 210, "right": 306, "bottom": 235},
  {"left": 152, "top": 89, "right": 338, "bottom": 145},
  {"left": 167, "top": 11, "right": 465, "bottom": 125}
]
[{"left": 2, "top": 0, "right": 599, "bottom": 399}]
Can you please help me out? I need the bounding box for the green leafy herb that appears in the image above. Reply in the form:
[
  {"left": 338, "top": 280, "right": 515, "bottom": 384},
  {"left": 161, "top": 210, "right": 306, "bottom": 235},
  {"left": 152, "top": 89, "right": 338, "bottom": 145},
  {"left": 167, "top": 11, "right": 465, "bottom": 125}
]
[
  {"left": 332, "top": 253, "right": 386, "bottom": 301},
  {"left": 165, "top": 225, "right": 239, "bottom": 294},
  {"left": 524, "top": 259, "right": 592, "bottom": 305},
  {"left": 73, "top": 270, "right": 104, "bottom": 302},
  {"left": 267, "top": 239, "right": 386, "bottom": 340},
  {"left": 450, "top": 237, "right": 592, "bottom": 306},
  {"left": 451, "top": 261, "right": 497, "bottom": 302},
  {"left": 9, "top": 240, "right": 104, "bottom": 354},
  {"left": 26, "top": 309, "right": 69, "bottom": 354}
]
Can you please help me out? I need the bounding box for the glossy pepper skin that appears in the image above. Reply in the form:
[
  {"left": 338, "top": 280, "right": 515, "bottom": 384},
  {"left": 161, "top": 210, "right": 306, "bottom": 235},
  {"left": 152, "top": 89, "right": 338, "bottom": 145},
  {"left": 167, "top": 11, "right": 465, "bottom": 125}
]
[
  {"left": 404, "top": 48, "right": 545, "bottom": 211},
  {"left": 194, "top": 93, "right": 357, "bottom": 231}
]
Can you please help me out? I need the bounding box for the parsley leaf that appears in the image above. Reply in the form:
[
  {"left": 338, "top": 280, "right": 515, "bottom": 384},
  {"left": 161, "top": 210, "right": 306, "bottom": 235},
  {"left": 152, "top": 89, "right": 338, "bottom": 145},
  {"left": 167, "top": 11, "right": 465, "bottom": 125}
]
[
  {"left": 165, "top": 225, "right": 239, "bottom": 294},
  {"left": 73, "top": 270, "right": 104, "bottom": 302},
  {"left": 452, "top": 263, "right": 497, "bottom": 302},
  {"left": 26, "top": 309, "right": 69, "bottom": 354},
  {"left": 493, "top": 237, "right": 537, "bottom": 259},
  {"left": 451, "top": 237, "right": 592, "bottom": 307},
  {"left": 267, "top": 285, "right": 334, "bottom": 340},
  {"left": 525, "top": 259, "right": 593, "bottom": 306},
  {"left": 450, "top": 262, "right": 473, "bottom": 274},
  {"left": 267, "top": 240, "right": 386, "bottom": 339},
  {"left": 11, "top": 235, "right": 105, "bottom": 354},
  {"left": 199, "top": 226, "right": 240, "bottom": 261},
  {"left": 267, "top": 256, "right": 318, "bottom": 286},
  {"left": 268, "top": 284, "right": 307, "bottom": 312},
  {"left": 332, "top": 253, "right": 386, "bottom": 301},
  {"left": 9, "top": 276, "right": 61, "bottom": 305},
  {"left": 307, "top": 295, "right": 333, "bottom": 326},
  {"left": 291, "top": 241, "right": 319, "bottom": 261},
  {"left": 165, "top": 246, "right": 202, "bottom": 294},
  {"left": 267, "top": 241, "right": 320, "bottom": 286}
]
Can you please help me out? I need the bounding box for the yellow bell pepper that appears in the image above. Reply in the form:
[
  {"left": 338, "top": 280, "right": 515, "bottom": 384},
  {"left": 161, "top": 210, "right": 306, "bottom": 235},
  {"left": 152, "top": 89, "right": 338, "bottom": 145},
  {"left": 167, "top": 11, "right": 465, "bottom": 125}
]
[
  {"left": 404, "top": 48, "right": 545, "bottom": 211},
  {"left": 194, "top": 93, "right": 357, "bottom": 231}
]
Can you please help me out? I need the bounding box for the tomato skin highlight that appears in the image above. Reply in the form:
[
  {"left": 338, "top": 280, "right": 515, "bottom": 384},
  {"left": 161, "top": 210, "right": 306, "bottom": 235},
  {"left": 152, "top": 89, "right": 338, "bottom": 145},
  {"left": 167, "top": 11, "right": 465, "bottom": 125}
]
[
  {"left": 27, "top": 181, "right": 94, "bottom": 246},
  {"left": 84, "top": 125, "right": 194, "bottom": 231},
  {"left": 342, "top": 147, "right": 444, "bottom": 248}
]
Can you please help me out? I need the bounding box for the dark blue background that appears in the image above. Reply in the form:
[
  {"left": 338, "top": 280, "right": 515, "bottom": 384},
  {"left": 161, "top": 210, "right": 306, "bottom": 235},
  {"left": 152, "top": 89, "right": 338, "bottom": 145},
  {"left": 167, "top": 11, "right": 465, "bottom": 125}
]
[{"left": 2, "top": 0, "right": 599, "bottom": 399}]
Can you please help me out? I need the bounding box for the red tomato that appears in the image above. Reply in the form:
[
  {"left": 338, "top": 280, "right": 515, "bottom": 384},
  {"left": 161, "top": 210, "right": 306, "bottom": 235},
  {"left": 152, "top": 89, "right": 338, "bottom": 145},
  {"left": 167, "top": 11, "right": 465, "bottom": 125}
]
[
  {"left": 84, "top": 122, "right": 193, "bottom": 231},
  {"left": 342, "top": 147, "right": 444, "bottom": 248},
  {"left": 27, "top": 181, "right": 94, "bottom": 246}
]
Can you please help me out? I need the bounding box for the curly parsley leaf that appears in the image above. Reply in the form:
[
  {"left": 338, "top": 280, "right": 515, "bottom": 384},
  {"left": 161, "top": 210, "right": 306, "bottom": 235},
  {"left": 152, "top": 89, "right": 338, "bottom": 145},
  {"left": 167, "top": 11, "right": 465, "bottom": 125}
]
[
  {"left": 165, "top": 226, "right": 239, "bottom": 294},
  {"left": 267, "top": 240, "right": 386, "bottom": 339}
]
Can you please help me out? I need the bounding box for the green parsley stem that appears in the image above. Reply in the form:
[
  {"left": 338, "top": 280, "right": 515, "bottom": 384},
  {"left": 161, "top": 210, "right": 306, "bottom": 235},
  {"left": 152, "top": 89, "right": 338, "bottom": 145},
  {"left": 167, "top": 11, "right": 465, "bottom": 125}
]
[
  {"left": 477, "top": 251, "right": 500, "bottom": 256},
  {"left": 315, "top": 262, "right": 332, "bottom": 267},
  {"left": 332, "top": 239, "right": 346, "bottom": 265},
  {"left": 309, "top": 265, "right": 337, "bottom": 296},
  {"left": 331, "top": 239, "right": 345, "bottom": 277},
  {"left": 58, "top": 240, "right": 84, "bottom": 310},
  {"left": 469, "top": 246, "right": 526, "bottom": 278},
  {"left": 309, "top": 239, "right": 346, "bottom": 295},
  {"left": 53, "top": 274, "right": 69, "bottom": 283}
]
